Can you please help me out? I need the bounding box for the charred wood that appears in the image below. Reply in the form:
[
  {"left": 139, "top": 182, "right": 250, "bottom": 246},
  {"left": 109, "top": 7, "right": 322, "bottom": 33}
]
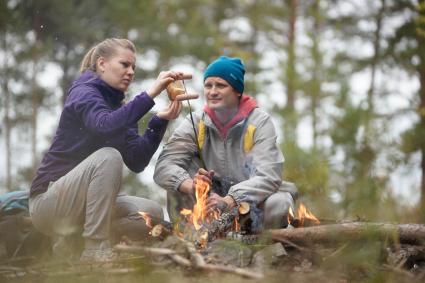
[{"left": 207, "top": 207, "right": 239, "bottom": 241}]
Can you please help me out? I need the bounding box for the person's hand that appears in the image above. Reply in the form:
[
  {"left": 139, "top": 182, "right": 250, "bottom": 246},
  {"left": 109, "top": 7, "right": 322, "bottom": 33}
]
[
  {"left": 178, "top": 168, "right": 214, "bottom": 203},
  {"left": 147, "top": 71, "right": 192, "bottom": 99},
  {"left": 193, "top": 168, "right": 214, "bottom": 187},
  {"left": 156, "top": 100, "right": 183, "bottom": 120},
  {"left": 206, "top": 193, "right": 236, "bottom": 213}
]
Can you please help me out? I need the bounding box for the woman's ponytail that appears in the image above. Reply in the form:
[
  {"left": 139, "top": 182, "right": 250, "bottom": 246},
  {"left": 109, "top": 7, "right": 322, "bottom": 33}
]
[{"left": 79, "top": 39, "right": 136, "bottom": 73}]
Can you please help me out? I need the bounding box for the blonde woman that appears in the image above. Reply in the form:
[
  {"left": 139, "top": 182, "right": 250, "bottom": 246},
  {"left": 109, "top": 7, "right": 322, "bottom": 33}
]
[{"left": 29, "top": 38, "right": 190, "bottom": 261}]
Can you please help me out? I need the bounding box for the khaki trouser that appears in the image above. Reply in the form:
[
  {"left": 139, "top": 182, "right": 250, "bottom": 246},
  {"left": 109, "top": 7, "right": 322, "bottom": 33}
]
[{"left": 29, "top": 147, "right": 163, "bottom": 242}]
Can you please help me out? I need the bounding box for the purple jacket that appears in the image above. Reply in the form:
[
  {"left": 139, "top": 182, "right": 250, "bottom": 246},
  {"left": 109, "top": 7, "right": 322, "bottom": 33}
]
[{"left": 30, "top": 71, "right": 168, "bottom": 197}]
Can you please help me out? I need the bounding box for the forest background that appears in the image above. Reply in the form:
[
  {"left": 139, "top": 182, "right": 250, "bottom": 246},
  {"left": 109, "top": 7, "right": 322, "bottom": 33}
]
[{"left": 2, "top": 0, "right": 425, "bottom": 223}]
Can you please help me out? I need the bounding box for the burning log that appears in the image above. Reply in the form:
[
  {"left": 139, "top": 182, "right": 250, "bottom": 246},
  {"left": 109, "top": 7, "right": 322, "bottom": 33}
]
[
  {"left": 204, "top": 201, "right": 253, "bottom": 242},
  {"left": 287, "top": 203, "right": 320, "bottom": 228},
  {"left": 271, "top": 222, "right": 425, "bottom": 245},
  {"left": 128, "top": 212, "right": 173, "bottom": 231},
  {"left": 150, "top": 224, "right": 172, "bottom": 239},
  {"left": 207, "top": 207, "right": 239, "bottom": 242}
]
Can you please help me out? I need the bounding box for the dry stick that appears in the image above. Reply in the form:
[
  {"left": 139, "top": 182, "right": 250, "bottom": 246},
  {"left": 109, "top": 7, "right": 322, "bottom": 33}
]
[
  {"left": 179, "top": 238, "right": 264, "bottom": 280},
  {"left": 277, "top": 237, "right": 308, "bottom": 252},
  {"left": 322, "top": 243, "right": 349, "bottom": 262},
  {"left": 180, "top": 238, "right": 206, "bottom": 267},
  {"left": 46, "top": 267, "right": 143, "bottom": 277},
  {"left": 271, "top": 222, "right": 425, "bottom": 245},
  {"left": 114, "top": 244, "right": 192, "bottom": 268},
  {"left": 168, "top": 254, "right": 191, "bottom": 267},
  {"left": 114, "top": 244, "right": 180, "bottom": 256}
]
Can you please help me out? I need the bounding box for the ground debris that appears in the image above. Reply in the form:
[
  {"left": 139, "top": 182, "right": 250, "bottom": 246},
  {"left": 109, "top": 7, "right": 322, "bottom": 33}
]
[{"left": 2, "top": 227, "right": 425, "bottom": 282}]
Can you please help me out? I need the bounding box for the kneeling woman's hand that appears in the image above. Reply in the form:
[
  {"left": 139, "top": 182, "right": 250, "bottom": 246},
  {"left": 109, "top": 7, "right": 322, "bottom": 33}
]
[
  {"left": 147, "top": 71, "right": 192, "bottom": 98},
  {"left": 156, "top": 100, "right": 183, "bottom": 120}
]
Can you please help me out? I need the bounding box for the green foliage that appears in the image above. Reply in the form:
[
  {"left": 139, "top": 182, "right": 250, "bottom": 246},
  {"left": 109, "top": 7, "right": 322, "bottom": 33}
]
[
  {"left": 401, "top": 120, "right": 425, "bottom": 154},
  {"left": 282, "top": 141, "right": 329, "bottom": 198}
]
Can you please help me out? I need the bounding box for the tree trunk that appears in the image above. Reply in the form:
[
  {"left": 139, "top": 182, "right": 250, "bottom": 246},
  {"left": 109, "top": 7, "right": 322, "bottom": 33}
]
[
  {"left": 2, "top": 34, "right": 12, "bottom": 192},
  {"left": 365, "top": 0, "right": 385, "bottom": 144},
  {"left": 310, "top": 0, "right": 321, "bottom": 149},
  {"left": 284, "top": 0, "right": 298, "bottom": 143},
  {"left": 271, "top": 222, "right": 425, "bottom": 245},
  {"left": 31, "top": 50, "right": 39, "bottom": 171},
  {"left": 30, "top": 13, "right": 42, "bottom": 172},
  {"left": 417, "top": 0, "right": 425, "bottom": 221},
  {"left": 419, "top": 68, "right": 425, "bottom": 221},
  {"left": 60, "top": 42, "right": 72, "bottom": 106}
]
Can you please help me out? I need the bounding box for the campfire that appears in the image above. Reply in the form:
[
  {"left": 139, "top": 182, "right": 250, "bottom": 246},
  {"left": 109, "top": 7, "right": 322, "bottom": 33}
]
[
  {"left": 287, "top": 203, "right": 320, "bottom": 228},
  {"left": 179, "top": 179, "right": 220, "bottom": 231},
  {"left": 138, "top": 181, "right": 320, "bottom": 246}
]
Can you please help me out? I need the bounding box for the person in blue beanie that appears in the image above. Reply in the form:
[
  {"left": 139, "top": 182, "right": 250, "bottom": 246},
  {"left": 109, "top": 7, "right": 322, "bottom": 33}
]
[
  {"left": 154, "top": 56, "right": 297, "bottom": 229},
  {"left": 29, "top": 38, "right": 191, "bottom": 262}
]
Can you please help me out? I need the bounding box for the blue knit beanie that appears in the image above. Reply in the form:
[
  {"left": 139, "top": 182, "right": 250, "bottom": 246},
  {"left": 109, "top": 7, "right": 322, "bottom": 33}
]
[{"left": 204, "top": 56, "right": 245, "bottom": 94}]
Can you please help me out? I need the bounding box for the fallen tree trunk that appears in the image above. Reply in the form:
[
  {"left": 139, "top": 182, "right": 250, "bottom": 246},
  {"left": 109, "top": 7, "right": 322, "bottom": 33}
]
[{"left": 271, "top": 222, "right": 425, "bottom": 245}]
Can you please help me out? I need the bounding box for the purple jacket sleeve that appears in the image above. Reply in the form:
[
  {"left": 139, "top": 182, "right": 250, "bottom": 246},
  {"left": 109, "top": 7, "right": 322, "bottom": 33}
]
[
  {"left": 73, "top": 89, "right": 155, "bottom": 135},
  {"left": 71, "top": 87, "right": 168, "bottom": 172},
  {"left": 124, "top": 115, "right": 168, "bottom": 172}
]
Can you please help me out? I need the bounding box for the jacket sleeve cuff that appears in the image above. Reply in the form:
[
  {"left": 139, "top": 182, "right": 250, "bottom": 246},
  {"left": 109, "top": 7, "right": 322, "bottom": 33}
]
[
  {"left": 228, "top": 191, "right": 242, "bottom": 205},
  {"left": 173, "top": 172, "right": 191, "bottom": 192},
  {"left": 149, "top": 114, "right": 169, "bottom": 129}
]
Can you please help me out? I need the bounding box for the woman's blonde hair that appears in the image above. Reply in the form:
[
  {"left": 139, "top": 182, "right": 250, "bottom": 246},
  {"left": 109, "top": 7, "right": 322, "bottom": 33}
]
[{"left": 79, "top": 38, "right": 136, "bottom": 73}]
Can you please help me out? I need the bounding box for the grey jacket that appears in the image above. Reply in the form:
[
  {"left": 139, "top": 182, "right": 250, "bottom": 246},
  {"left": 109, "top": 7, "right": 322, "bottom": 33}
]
[{"left": 154, "top": 107, "right": 297, "bottom": 205}]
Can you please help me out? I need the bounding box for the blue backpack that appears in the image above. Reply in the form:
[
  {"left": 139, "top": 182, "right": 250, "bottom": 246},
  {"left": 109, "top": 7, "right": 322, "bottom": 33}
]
[
  {"left": 0, "top": 190, "right": 29, "bottom": 217},
  {"left": 0, "top": 190, "right": 50, "bottom": 260}
]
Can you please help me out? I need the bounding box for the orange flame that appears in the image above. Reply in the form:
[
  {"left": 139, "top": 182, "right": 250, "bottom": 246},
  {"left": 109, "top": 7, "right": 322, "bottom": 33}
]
[
  {"left": 179, "top": 179, "right": 221, "bottom": 231},
  {"left": 288, "top": 203, "right": 320, "bottom": 226},
  {"left": 233, "top": 217, "right": 241, "bottom": 232},
  {"left": 192, "top": 179, "right": 210, "bottom": 230},
  {"left": 138, "top": 211, "right": 153, "bottom": 228},
  {"left": 180, "top": 208, "right": 192, "bottom": 216}
]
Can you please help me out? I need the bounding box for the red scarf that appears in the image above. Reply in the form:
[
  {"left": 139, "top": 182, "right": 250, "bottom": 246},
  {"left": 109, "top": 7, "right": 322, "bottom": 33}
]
[{"left": 204, "top": 95, "right": 258, "bottom": 139}]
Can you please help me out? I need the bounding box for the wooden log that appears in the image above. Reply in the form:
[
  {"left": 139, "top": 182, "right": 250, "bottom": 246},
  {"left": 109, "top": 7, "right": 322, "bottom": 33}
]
[
  {"left": 206, "top": 202, "right": 254, "bottom": 241},
  {"left": 238, "top": 202, "right": 250, "bottom": 215},
  {"left": 271, "top": 222, "right": 425, "bottom": 245},
  {"left": 207, "top": 207, "right": 239, "bottom": 241},
  {"left": 151, "top": 224, "right": 172, "bottom": 239}
]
